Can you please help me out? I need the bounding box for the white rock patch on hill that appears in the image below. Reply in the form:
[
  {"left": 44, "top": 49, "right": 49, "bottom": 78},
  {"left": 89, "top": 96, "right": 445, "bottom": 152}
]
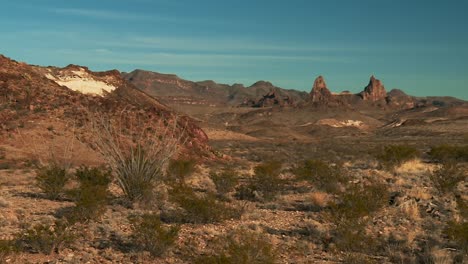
[{"left": 45, "top": 68, "right": 116, "bottom": 96}]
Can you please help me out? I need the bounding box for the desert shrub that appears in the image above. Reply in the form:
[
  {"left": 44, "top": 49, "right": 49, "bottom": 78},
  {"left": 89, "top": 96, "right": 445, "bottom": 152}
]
[
  {"left": 329, "top": 182, "right": 388, "bottom": 220},
  {"left": 428, "top": 144, "right": 468, "bottom": 162},
  {"left": 326, "top": 182, "right": 388, "bottom": 253},
  {"left": 166, "top": 159, "right": 196, "bottom": 185},
  {"left": 66, "top": 166, "right": 111, "bottom": 223},
  {"left": 16, "top": 219, "right": 76, "bottom": 255},
  {"left": 444, "top": 221, "right": 468, "bottom": 253},
  {"left": 376, "top": 145, "right": 419, "bottom": 170},
  {"left": 210, "top": 168, "right": 239, "bottom": 197},
  {"left": 342, "top": 253, "right": 379, "bottom": 264},
  {"left": 0, "top": 239, "right": 18, "bottom": 262},
  {"left": 89, "top": 113, "right": 182, "bottom": 202},
  {"left": 429, "top": 162, "right": 466, "bottom": 195},
  {"left": 293, "top": 159, "right": 344, "bottom": 193},
  {"left": 168, "top": 185, "right": 240, "bottom": 224},
  {"left": 235, "top": 161, "right": 284, "bottom": 202},
  {"left": 194, "top": 229, "right": 277, "bottom": 264},
  {"left": 129, "top": 213, "right": 179, "bottom": 257},
  {"left": 35, "top": 164, "right": 70, "bottom": 200}
]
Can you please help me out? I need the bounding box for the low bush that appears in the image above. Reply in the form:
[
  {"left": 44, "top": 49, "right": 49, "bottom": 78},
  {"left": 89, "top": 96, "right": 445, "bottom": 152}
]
[
  {"left": 0, "top": 239, "right": 18, "bottom": 262},
  {"left": 326, "top": 182, "right": 388, "bottom": 253},
  {"left": 444, "top": 221, "right": 468, "bottom": 253},
  {"left": 293, "top": 159, "right": 344, "bottom": 193},
  {"left": 429, "top": 162, "right": 466, "bottom": 195},
  {"left": 235, "top": 161, "right": 284, "bottom": 202},
  {"left": 210, "top": 168, "right": 239, "bottom": 198},
  {"left": 376, "top": 145, "right": 419, "bottom": 170},
  {"left": 167, "top": 159, "right": 196, "bottom": 185},
  {"left": 428, "top": 144, "right": 468, "bottom": 162},
  {"left": 129, "top": 213, "right": 179, "bottom": 257},
  {"left": 35, "top": 164, "right": 70, "bottom": 200},
  {"left": 16, "top": 219, "right": 76, "bottom": 255},
  {"left": 194, "top": 229, "right": 277, "bottom": 264},
  {"left": 168, "top": 185, "right": 240, "bottom": 224},
  {"left": 66, "top": 166, "right": 111, "bottom": 223}
]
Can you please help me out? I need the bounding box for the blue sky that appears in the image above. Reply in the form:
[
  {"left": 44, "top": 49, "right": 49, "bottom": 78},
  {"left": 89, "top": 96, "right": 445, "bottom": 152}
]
[{"left": 1, "top": 0, "right": 467, "bottom": 99}]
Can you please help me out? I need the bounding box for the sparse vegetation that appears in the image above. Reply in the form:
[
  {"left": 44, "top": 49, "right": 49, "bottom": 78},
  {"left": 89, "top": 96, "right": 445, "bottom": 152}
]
[
  {"left": 428, "top": 144, "right": 468, "bottom": 162},
  {"left": 194, "top": 229, "right": 278, "bottom": 264},
  {"left": 89, "top": 113, "right": 182, "bottom": 202},
  {"left": 235, "top": 161, "right": 284, "bottom": 202},
  {"left": 0, "top": 239, "right": 18, "bottom": 262},
  {"left": 168, "top": 185, "right": 240, "bottom": 224},
  {"left": 444, "top": 221, "right": 468, "bottom": 253},
  {"left": 35, "top": 164, "right": 70, "bottom": 200},
  {"left": 16, "top": 219, "right": 76, "bottom": 255},
  {"left": 66, "top": 166, "right": 111, "bottom": 223},
  {"left": 326, "top": 182, "right": 388, "bottom": 253},
  {"left": 293, "top": 159, "right": 344, "bottom": 193},
  {"left": 376, "top": 145, "right": 420, "bottom": 170},
  {"left": 429, "top": 162, "right": 466, "bottom": 195},
  {"left": 167, "top": 159, "right": 196, "bottom": 185},
  {"left": 129, "top": 213, "right": 179, "bottom": 257},
  {"left": 210, "top": 168, "right": 239, "bottom": 198}
]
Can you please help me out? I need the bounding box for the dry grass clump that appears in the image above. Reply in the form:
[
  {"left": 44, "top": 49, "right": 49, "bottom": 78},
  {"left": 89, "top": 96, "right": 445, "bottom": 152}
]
[
  {"left": 194, "top": 229, "right": 277, "bottom": 264},
  {"left": 376, "top": 145, "right": 420, "bottom": 170},
  {"left": 293, "top": 159, "right": 344, "bottom": 193},
  {"left": 308, "top": 191, "right": 331, "bottom": 208},
  {"left": 395, "top": 159, "right": 432, "bottom": 175},
  {"left": 399, "top": 200, "right": 421, "bottom": 221},
  {"left": 129, "top": 213, "right": 179, "bottom": 257}
]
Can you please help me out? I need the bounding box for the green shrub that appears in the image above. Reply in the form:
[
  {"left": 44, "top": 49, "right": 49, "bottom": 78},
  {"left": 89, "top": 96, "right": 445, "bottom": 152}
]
[
  {"left": 129, "top": 213, "right": 179, "bottom": 257},
  {"left": 210, "top": 169, "right": 239, "bottom": 197},
  {"left": 429, "top": 162, "right": 466, "bottom": 195},
  {"left": 329, "top": 182, "right": 388, "bottom": 221},
  {"left": 35, "top": 164, "right": 70, "bottom": 200},
  {"left": 66, "top": 166, "right": 111, "bottom": 223},
  {"left": 0, "top": 239, "right": 18, "bottom": 262},
  {"left": 326, "top": 182, "right": 388, "bottom": 253},
  {"left": 168, "top": 185, "right": 240, "bottom": 224},
  {"left": 444, "top": 221, "right": 468, "bottom": 253},
  {"left": 293, "top": 160, "right": 344, "bottom": 193},
  {"left": 428, "top": 145, "right": 468, "bottom": 162},
  {"left": 16, "top": 219, "right": 76, "bottom": 255},
  {"left": 342, "top": 253, "right": 379, "bottom": 264},
  {"left": 194, "top": 229, "right": 277, "bottom": 264},
  {"left": 376, "top": 145, "right": 419, "bottom": 170},
  {"left": 235, "top": 161, "right": 284, "bottom": 202},
  {"left": 167, "top": 159, "right": 196, "bottom": 185}
]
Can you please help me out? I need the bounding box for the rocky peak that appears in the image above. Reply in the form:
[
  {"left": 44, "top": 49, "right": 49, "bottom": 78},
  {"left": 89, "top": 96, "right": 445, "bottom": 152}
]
[
  {"left": 310, "top": 75, "right": 332, "bottom": 103},
  {"left": 359, "top": 75, "right": 387, "bottom": 101}
]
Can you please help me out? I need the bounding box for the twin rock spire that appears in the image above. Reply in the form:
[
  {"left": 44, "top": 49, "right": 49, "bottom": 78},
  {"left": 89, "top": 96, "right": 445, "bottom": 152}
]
[{"left": 310, "top": 75, "right": 387, "bottom": 103}]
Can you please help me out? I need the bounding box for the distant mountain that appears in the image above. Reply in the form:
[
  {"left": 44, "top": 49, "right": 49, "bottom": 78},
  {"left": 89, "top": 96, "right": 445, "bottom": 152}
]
[{"left": 122, "top": 70, "right": 309, "bottom": 107}]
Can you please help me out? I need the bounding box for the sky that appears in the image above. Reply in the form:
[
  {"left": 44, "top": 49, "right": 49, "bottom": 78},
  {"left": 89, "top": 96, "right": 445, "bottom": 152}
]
[{"left": 1, "top": 0, "right": 467, "bottom": 99}]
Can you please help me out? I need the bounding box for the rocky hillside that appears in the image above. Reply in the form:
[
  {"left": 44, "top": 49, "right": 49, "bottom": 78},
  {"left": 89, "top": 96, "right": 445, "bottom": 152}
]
[{"left": 0, "top": 55, "right": 211, "bottom": 164}]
